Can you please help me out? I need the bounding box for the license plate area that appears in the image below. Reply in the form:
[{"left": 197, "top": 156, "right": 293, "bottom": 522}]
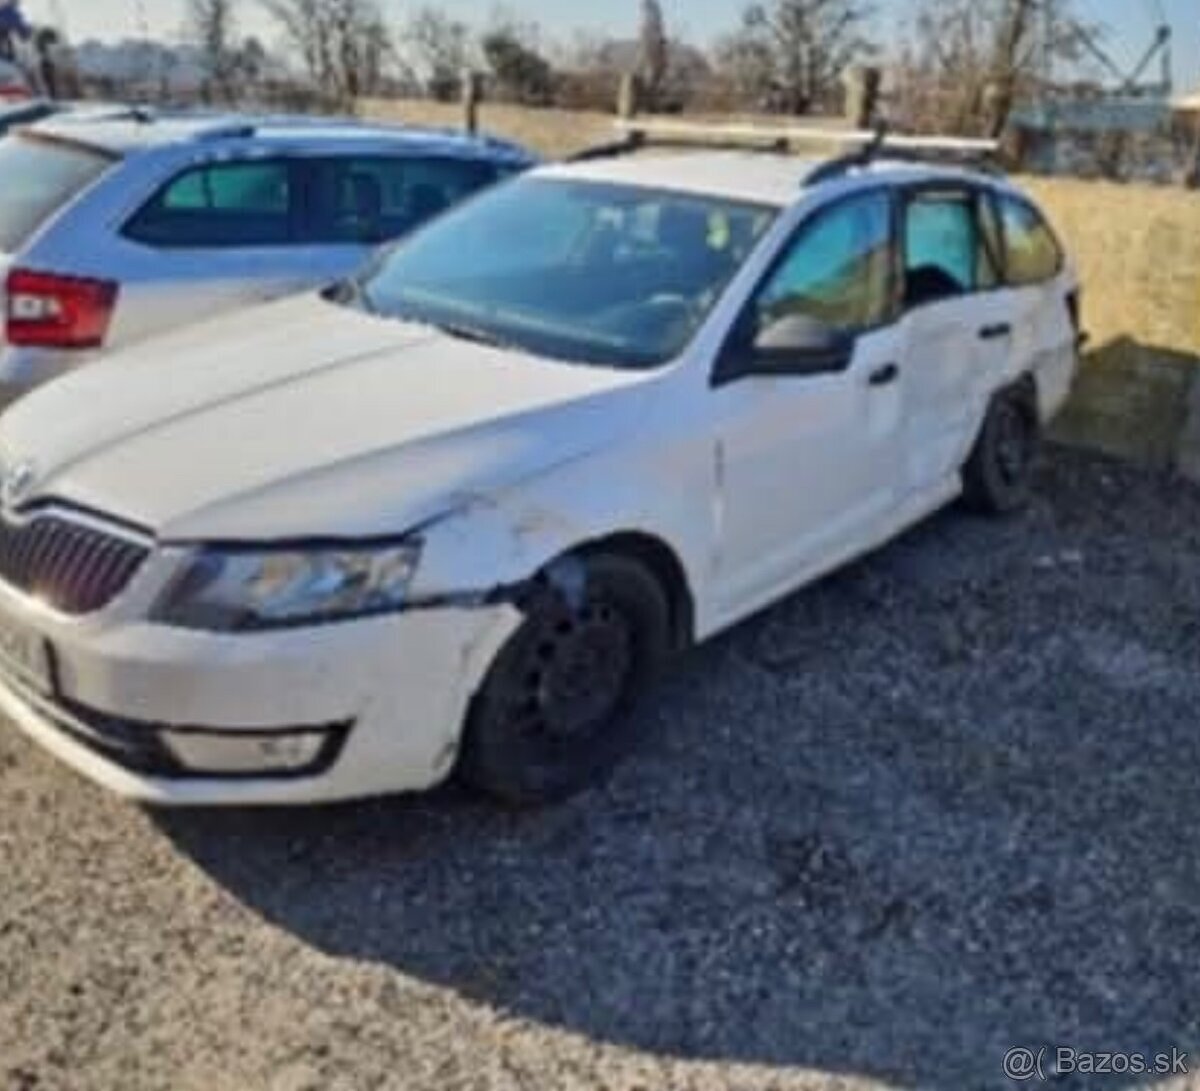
[{"left": 0, "top": 607, "right": 53, "bottom": 696}]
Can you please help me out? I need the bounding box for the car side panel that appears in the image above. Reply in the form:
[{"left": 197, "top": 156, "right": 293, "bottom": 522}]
[
  {"left": 901, "top": 287, "right": 1031, "bottom": 490},
  {"left": 1022, "top": 269, "right": 1079, "bottom": 424},
  {"left": 100, "top": 239, "right": 366, "bottom": 349}
]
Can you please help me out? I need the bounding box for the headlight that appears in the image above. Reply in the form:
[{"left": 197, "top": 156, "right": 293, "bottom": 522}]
[{"left": 153, "top": 541, "right": 423, "bottom": 632}]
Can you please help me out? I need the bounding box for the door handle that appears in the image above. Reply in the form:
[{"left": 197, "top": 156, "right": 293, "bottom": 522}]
[
  {"left": 979, "top": 323, "right": 1013, "bottom": 341},
  {"left": 868, "top": 363, "right": 899, "bottom": 387}
]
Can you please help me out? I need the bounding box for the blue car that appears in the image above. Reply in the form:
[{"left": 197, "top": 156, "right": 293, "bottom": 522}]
[{"left": 0, "top": 108, "right": 536, "bottom": 404}]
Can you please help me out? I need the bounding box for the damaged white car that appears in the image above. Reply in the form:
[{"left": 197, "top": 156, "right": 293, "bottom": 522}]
[{"left": 0, "top": 139, "right": 1080, "bottom": 805}]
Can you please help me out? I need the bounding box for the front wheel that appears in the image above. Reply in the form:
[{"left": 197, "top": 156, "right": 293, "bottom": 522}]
[
  {"left": 962, "top": 386, "right": 1041, "bottom": 515},
  {"left": 459, "top": 553, "right": 671, "bottom": 806}
]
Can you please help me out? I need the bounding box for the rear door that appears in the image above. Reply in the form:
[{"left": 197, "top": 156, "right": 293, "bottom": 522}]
[
  {"left": 108, "top": 156, "right": 343, "bottom": 348},
  {"left": 105, "top": 153, "right": 514, "bottom": 349},
  {"left": 993, "top": 191, "right": 1078, "bottom": 419},
  {"left": 897, "top": 184, "right": 1012, "bottom": 495}
]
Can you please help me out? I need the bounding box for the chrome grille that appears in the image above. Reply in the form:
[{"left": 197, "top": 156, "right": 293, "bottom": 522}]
[{"left": 0, "top": 514, "right": 148, "bottom": 615}]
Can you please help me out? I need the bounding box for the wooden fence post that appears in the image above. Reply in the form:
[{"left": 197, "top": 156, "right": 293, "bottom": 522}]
[
  {"left": 845, "top": 66, "right": 882, "bottom": 128},
  {"left": 617, "top": 72, "right": 641, "bottom": 120},
  {"left": 462, "top": 70, "right": 482, "bottom": 134}
]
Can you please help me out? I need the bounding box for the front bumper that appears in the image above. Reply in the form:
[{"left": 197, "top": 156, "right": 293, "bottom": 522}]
[{"left": 0, "top": 589, "right": 522, "bottom": 806}]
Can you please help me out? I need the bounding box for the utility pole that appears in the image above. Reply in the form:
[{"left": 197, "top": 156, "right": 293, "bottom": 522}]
[
  {"left": 1042, "top": 0, "right": 1055, "bottom": 100},
  {"left": 1161, "top": 26, "right": 1173, "bottom": 94}
]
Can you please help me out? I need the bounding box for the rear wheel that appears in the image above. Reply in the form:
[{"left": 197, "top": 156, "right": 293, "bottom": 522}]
[
  {"left": 460, "top": 553, "right": 671, "bottom": 806},
  {"left": 962, "top": 385, "right": 1040, "bottom": 514}
]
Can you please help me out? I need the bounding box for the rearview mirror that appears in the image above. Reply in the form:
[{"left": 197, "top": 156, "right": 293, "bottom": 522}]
[{"left": 749, "top": 314, "right": 854, "bottom": 375}]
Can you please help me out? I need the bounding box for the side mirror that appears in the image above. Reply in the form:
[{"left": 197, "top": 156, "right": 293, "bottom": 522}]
[{"left": 739, "top": 313, "right": 855, "bottom": 377}]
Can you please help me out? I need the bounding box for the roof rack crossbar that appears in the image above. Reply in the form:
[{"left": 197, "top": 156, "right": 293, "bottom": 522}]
[
  {"left": 568, "top": 118, "right": 1001, "bottom": 180},
  {"left": 568, "top": 126, "right": 794, "bottom": 163}
]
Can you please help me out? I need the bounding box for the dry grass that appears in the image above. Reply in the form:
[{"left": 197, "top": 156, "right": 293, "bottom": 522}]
[{"left": 1022, "top": 178, "right": 1200, "bottom": 358}]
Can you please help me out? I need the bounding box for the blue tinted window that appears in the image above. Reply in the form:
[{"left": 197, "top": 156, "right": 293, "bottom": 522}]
[
  {"left": 124, "top": 160, "right": 296, "bottom": 247},
  {"left": 755, "top": 191, "right": 894, "bottom": 332},
  {"left": 905, "top": 193, "right": 976, "bottom": 295},
  {"left": 306, "top": 157, "right": 502, "bottom": 244}
]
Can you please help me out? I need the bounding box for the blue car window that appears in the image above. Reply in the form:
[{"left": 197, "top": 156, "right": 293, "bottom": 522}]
[
  {"left": 306, "top": 156, "right": 502, "bottom": 245},
  {"left": 124, "top": 160, "right": 296, "bottom": 248}
]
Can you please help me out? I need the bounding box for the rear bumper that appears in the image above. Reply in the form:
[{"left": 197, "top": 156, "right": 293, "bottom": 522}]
[{"left": 0, "top": 346, "right": 91, "bottom": 408}]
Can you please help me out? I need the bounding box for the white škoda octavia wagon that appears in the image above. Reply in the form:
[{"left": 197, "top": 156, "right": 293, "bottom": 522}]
[{"left": 0, "top": 128, "right": 1081, "bottom": 806}]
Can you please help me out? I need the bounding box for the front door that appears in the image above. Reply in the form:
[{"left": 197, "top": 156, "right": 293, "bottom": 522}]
[{"left": 710, "top": 188, "right": 909, "bottom": 620}]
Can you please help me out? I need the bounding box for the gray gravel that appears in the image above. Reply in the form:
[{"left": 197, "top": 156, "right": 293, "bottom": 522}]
[{"left": 4, "top": 446, "right": 1200, "bottom": 1091}]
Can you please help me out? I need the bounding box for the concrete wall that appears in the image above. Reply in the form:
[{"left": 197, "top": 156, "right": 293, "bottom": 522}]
[{"left": 1051, "top": 339, "right": 1200, "bottom": 479}]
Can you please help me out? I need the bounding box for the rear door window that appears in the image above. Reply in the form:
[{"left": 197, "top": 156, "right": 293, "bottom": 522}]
[
  {"left": 304, "top": 156, "right": 503, "bottom": 244},
  {"left": 0, "top": 134, "right": 114, "bottom": 252},
  {"left": 124, "top": 160, "right": 298, "bottom": 247},
  {"left": 903, "top": 189, "right": 979, "bottom": 307}
]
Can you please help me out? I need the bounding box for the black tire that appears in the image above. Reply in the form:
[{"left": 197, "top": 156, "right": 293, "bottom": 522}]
[
  {"left": 962, "top": 385, "right": 1041, "bottom": 515},
  {"left": 459, "top": 553, "right": 672, "bottom": 806}
]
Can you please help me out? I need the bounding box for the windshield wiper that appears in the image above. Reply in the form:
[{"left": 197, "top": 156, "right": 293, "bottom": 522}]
[{"left": 434, "top": 321, "right": 512, "bottom": 350}]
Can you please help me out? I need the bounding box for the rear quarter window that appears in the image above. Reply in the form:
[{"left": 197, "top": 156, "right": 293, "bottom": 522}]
[
  {"left": 999, "top": 195, "right": 1063, "bottom": 286},
  {"left": 0, "top": 135, "right": 113, "bottom": 252},
  {"left": 123, "top": 160, "right": 297, "bottom": 248}
]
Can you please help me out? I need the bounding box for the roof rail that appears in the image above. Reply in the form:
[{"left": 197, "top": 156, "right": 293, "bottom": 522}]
[
  {"left": 570, "top": 118, "right": 1001, "bottom": 180},
  {"left": 194, "top": 122, "right": 257, "bottom": 142}
]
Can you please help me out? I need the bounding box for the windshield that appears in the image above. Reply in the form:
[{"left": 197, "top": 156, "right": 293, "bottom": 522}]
[
  {"left": 0, "top": 135, "right": 114, "bottom": 252},
  {"left": 351, "top": 177, "right": 778, "bottom": 369}
]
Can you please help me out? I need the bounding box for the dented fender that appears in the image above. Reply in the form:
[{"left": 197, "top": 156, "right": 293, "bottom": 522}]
[{"left": 407, "top": 489, "right": 591, "bottom": 609}]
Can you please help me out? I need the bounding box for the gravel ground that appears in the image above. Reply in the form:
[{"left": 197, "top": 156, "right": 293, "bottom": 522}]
[{"left": 3, "top": 447, "right": 1200, "bottom": 1091}]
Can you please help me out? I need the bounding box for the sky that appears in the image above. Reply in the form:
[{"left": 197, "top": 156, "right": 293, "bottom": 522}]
[{"left": 21, "top": 0, "right": 1200, "bottom": 91}]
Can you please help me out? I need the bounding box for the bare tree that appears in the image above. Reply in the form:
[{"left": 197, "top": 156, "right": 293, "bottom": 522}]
[
  {"left": 638, "top": 0, "right": 668, "bottom": 108},
  {"left": 186, "top": 0, "right": 238, "bottom": 100},
  {"left": 717, "top": 0, "right": 874, "bottom": 115},
  {"left": 261, "top": 0, "right": 390, "bottom": 106},
  {"left": 402, "top": 7, "right": 471, "bottom": 100},
  {"left": 898, "top": 0, "right": 1094, "bottom": 136}
]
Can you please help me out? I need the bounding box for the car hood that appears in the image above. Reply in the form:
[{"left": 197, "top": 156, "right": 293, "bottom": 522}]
[{"left": 0, "top": 294, "right": 655, "bottom": 540}]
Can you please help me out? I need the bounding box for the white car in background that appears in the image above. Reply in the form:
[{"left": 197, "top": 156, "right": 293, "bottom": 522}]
[{"left": 0, "top": 136, "right": 1081, "bottom": 807}]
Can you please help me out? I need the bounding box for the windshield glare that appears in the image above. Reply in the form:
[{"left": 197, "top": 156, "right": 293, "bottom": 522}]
[{"left": 354, "top": 177, "right": 778, "bottom": 369}]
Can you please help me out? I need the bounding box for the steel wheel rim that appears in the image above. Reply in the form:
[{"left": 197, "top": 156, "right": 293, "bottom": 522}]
[{"left": 510, "top": 596, "right": 635, "bottom": 746}]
